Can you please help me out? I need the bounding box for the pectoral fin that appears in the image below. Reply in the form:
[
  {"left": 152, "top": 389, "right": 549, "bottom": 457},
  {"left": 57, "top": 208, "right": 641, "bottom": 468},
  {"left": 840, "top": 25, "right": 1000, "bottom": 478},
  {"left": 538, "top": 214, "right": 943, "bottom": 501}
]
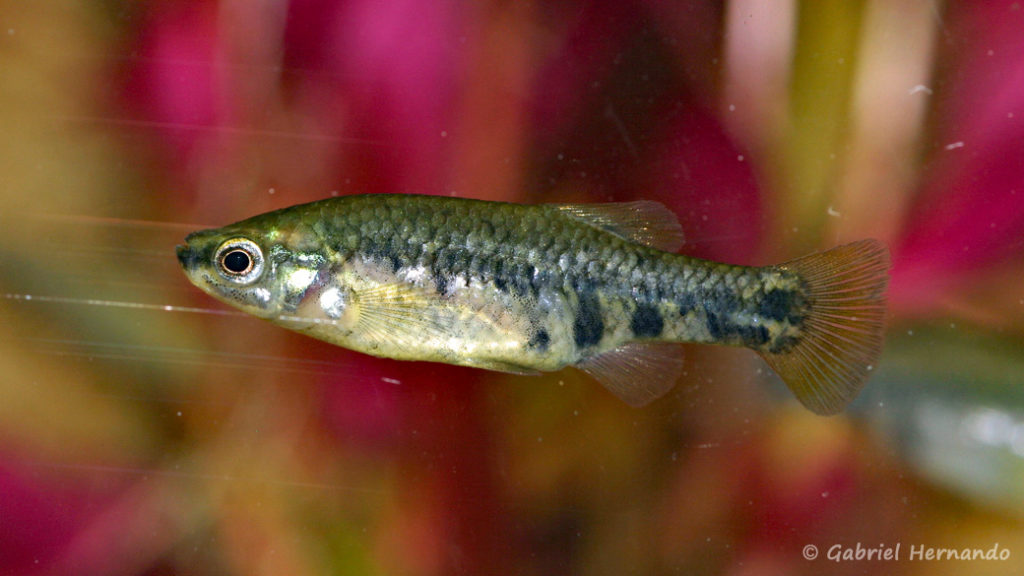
[
  {"left": 352, "top": 283, "right": 451, "bottom": 348},
  {"left": 576, "top": 342, "right": 684, "bottom": 407}
]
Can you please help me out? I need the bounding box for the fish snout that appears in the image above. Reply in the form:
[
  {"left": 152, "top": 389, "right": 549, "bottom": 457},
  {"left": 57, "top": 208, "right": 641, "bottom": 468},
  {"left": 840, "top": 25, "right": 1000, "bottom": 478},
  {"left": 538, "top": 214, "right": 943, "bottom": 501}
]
[{"left": 176, "top": 243, "right": 200, "bottom": 270}]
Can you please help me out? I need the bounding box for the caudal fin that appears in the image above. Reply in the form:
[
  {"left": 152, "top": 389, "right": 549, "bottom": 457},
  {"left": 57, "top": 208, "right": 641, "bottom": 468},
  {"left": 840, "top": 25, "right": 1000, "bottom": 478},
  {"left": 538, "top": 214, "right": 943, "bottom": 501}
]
[{"left": 759, "top": 239, "right": 890, "bottom": 415}]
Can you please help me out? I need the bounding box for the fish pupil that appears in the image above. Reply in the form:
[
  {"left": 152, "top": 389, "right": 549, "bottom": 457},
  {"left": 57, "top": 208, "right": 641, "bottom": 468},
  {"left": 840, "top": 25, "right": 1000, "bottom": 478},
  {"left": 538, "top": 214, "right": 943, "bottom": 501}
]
[{"left": 222, "top": 250, "right": 252, "bottom": 274}]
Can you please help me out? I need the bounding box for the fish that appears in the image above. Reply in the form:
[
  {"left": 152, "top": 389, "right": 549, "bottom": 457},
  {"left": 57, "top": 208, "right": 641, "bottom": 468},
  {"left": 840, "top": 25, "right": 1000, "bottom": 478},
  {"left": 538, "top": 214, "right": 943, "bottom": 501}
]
[{"left": 176, "top": 194, "right": 890, "bottom": 415}]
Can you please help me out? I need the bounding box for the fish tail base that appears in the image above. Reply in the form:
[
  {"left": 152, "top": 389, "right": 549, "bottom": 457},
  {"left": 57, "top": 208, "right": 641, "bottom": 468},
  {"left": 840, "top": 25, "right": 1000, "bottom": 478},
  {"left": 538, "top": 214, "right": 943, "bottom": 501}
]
[{"left": 759, "top": 239, "right": 890, "bottom": 415}]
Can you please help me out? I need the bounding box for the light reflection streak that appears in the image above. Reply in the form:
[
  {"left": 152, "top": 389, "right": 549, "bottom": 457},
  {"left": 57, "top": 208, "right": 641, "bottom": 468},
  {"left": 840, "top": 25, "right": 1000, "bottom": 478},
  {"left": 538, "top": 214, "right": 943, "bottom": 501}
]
[
  {"left": 29, "top": 460, "right": 397, "bottom": 495},
  {"left": 0, "top": 293, "right": 358, "bottom": 375},
  {"left": 19, "top": 336, "right": 348, "bottom": 375},
  {"left": 1, "top": 292, "right": 243, "bottom": 316}
]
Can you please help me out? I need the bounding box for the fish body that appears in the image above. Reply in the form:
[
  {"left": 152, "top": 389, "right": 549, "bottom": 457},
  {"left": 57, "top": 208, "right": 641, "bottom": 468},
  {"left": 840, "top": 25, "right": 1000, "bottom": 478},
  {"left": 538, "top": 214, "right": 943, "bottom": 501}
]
[{"left": 177, "top": 194, "right": 889, "bottom": 414}]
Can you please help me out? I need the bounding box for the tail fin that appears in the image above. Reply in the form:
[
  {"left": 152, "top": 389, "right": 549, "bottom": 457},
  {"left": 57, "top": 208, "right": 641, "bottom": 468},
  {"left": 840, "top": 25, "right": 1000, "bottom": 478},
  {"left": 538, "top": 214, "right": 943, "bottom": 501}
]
[{"left": 759, "top": 239, "right": 890, "bottom": 415}]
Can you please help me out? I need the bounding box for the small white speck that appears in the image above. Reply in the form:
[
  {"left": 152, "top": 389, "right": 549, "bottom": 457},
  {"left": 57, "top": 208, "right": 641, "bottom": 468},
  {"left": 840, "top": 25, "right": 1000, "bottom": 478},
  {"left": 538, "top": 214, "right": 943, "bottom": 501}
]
[
  {"left": 728, "top": 104, "right": 736, "bottom": 112},
  {"left": 287, "top": 268, "right": 317, "bottom": 292},
  {"left": 791, "top": 227, "right": 799, "bottom": 233},
  {"left": 866, "top": 365, "right": 874, "bottom": 371},
  {"left": 737, "top": 154, "right": 744, "bottom": 162},
  {"left": 821, "top": 491, "right": 829, "bottom": 498},
  {"left": 1009, "top": 112, "right": 1015, "bottom": 119},
  {"left": 7, "top": 28, "right": 13, "bottom": 35},
  {"left": 907, "top": 329, "right": 914, "bottom": 336},
  {"left": 945, "top": 141, "right": 965, "bottom": 150},
  {"left": 382, "top": 377, "right": 401, "bottom": 385},
  {"left": 950, "top": 322, "right": 956, "bottom": 329},
  {"left": 701, "top": 214, "right": 708, "bottom": 222},
  {"left": 573, "top": 410, "right": 579, "bottom": 416},
  {"left": 163, "top": 305, "right": 173, "bottom": 311},
  {"left": 330, "top": 190, "right": 339, "bottom": 197},
  {"left": 23, "top": 294, "right": 31, "bottom": 301},
  {"left": 253, "top": 287, "right": 272, "bottom": 304},
  {"left": 826, "top": 205, "right": 841, "bottom": 217},
  {"left": 908, "top": 84, "right": 933, "bottom": 95},
  {"left": 440, "top": 130, "right": 448, "bottom": 138},
  {"left": 176, "top": 411, "right": 182, "bottom": 417},
  {"left": 987, "top": 49, "right": 995, "bottom": 56},
  {"left": 268, "top": 187, "right": 276, "bottom": 195}
]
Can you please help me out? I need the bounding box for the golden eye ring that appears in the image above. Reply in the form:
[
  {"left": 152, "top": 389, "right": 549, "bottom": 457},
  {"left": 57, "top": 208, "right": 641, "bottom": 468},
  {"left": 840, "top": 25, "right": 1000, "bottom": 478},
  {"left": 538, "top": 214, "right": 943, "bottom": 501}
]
[{"left": 214, "top": 238, "right": 264, "bottom": 284}]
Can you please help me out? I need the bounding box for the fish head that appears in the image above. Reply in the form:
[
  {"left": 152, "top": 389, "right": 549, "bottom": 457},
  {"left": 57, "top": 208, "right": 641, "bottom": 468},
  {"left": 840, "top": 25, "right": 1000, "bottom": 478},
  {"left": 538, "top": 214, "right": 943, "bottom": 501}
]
[{"left": 176, "top": 224, "right": 327, "bottom": 321}]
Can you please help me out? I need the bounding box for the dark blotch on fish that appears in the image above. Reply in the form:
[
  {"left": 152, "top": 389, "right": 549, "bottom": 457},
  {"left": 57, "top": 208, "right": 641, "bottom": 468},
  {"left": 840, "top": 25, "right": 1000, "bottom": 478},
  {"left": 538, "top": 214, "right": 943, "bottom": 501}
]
[
  {"left": 487, "top": 258, "right": 533, "bottom": 297},
  {"left": 768, "top": 333, "right": 800, "bottom": 354},
  {"left": 434, "top": 273, "right": 450, "bottom": 296},
  {"left": 760, "top": 289, "right": 797, "bottom": 322},
  {"left": 703, "top": 286, "right": 741, "bottom": 341},
  {"left": 677, "top": 292, "right": 696, "bottom": 316},
  {"left": 738, "top": 323, "right": 770, "bottom": 347},
  {"left": 705, "top": 309, "right": 728, "bottom": 340},
  {"left": 528, "top": 329, "right": 551, "bottom": 351},
  {"left": 573, "top": 288, "right": 604, "bottom": 349},
  {"left": 630, "top": 303, "right": 664, "bottom": 338},
  {"left": 363, "top": 237, "right": 405, "bottom": 273},
  {"left": 492, "top": 259, "right": 509, "bottom": 292},
  {"left": 431, "top": 248, "right": 468, "bottom": 295}
]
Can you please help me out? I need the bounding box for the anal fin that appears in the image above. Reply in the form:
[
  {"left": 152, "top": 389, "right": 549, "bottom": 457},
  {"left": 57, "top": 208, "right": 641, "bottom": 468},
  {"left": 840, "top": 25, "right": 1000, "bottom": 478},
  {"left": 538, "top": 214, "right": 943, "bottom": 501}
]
[{"left": 575, "top": 342, "right": 684, "bottom": 407}]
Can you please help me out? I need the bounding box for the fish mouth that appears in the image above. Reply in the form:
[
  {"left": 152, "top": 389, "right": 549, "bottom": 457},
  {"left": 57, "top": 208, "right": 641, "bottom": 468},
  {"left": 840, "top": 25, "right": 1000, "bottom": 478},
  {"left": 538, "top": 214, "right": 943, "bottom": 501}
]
[{"left": 176, "top": 243, "right": 198, "bottom": 270}]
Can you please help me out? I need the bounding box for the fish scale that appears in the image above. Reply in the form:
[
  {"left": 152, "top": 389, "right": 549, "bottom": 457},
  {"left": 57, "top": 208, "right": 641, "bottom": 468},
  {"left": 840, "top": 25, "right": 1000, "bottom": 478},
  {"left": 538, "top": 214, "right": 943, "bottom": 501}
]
[{"left": 178, "top": 194, "right": 889, "bottom": 415}]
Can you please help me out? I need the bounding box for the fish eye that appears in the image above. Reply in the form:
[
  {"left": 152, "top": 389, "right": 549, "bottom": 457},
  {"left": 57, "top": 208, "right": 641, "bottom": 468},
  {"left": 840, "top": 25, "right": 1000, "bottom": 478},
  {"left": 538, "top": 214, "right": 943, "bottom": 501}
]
[
  {"left": 223, "top": 249, "right": 254, "bottom": 274},
  {"left": 214, "top": 238, "right": 264, "bottom": 284}
]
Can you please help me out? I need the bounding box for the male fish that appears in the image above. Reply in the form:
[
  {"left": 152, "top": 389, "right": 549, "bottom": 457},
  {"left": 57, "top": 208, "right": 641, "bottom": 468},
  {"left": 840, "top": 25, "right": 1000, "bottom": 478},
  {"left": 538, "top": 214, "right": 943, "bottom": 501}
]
[{"left": 176, "top": 194, "right": 889, "bottom": 414}]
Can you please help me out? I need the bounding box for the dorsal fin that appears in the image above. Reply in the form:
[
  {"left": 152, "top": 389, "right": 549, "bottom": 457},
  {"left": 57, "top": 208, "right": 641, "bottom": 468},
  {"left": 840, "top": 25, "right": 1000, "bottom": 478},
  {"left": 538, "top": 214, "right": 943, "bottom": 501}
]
[{"left": 553, "top": 201, "right": 685, "bottom": 252}]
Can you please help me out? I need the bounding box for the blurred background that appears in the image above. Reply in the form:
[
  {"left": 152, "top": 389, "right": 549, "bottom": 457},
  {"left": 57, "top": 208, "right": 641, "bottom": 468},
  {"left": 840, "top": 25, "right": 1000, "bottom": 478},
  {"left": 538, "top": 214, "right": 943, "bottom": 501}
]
[{"left": 1, "top": 1, "right": 1023, "bottom": 574}]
